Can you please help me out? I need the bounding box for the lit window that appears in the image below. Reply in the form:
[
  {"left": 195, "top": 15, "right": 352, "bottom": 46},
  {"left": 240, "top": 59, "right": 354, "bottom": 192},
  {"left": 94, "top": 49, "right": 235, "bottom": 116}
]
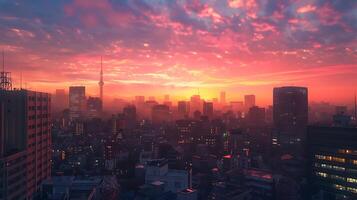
[
  {"left": 347, "top": 178, "right": 357, "bottom": 183},
  {"left": 334, "top": 184, "right": 345, "bottom": 191}
]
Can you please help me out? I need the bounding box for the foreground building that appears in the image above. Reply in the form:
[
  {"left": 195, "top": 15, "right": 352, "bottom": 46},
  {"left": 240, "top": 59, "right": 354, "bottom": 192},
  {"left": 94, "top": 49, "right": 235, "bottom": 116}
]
[
  {"left": 307, "top": 126, "right": 357, "bottom": 199},
  {"left": 273, "top": 86, "right": 308, "bottom": 148},
  {"left": 0, "top": 89, "right": 51, "bottom": 199}
]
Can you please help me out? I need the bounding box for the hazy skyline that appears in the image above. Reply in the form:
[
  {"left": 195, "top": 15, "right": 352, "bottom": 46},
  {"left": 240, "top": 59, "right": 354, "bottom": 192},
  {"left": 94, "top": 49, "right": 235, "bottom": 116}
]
[{"left": 0, "top": 0, "right": 356, "bottom": 104}]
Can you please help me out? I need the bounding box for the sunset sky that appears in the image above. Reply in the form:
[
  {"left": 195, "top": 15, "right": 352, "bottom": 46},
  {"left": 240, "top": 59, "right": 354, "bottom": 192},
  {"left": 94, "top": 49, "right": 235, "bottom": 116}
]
[{"left": 0, "top": 0, "right": 356, "bottom": 105}]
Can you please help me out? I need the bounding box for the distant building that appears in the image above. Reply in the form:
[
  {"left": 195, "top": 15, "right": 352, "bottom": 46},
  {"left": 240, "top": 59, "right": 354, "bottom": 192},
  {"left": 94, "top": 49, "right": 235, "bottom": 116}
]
[
  {"left": 247, "top": 106, "right": 266, "bottom": 126},
  {"left": 176, "top": 120, "right": 198, "bottom": 144},
  {"left": 178, "top": 101, "right": 189, "bottom": 118},
  {"left": 273, "top": 86, "right": 308, "bottom": 147},
  {"left": 244, "top": 95, "right": 255, "bottom": 111},
  {"left": 190, "top": 95, "right": 202, "bottom": 116},
  {"left": 307, "top": 126, "right": 357, "bottom": 199},
  {"left": 203, "top": 102, "right": 213, "bottom": 118},
  {"left": 53, "top": 89, "right": 68, "bottom": 113},
  {"left": 123, "top": 105, "right": 137, "bottom": 129},
  {"left": 152, "top": 104, "right": 170, "bottom": 124},
  {"left": 87, "top": 96, "right": 102, "bottom": 118},
  {"left": 0, "top": 89, "right": 51, "bottom": 199},
  {"left": 230, "top": 101, "right": 244, "bottom": 113},
  {"left": 69, "top": 86, "right": 86, "bottom": 120}
]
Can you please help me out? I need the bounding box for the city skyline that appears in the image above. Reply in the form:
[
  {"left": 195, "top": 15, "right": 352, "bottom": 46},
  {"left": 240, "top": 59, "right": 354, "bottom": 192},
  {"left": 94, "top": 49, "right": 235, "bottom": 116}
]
[{"left": 0, "top": 0, "right": 356, "bottom": 104}]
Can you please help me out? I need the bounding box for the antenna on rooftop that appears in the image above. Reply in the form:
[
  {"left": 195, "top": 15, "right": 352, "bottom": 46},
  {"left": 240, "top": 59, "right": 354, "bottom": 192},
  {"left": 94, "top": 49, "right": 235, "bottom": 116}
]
[{"left": 0, "top": 51, "right": 12, "bottom": 90}]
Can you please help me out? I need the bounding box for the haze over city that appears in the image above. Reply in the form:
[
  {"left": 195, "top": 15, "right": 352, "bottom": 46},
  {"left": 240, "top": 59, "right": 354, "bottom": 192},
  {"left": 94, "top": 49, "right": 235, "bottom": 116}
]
[{"left": 0, "top": 0, "right": 356, "bottom": 105}]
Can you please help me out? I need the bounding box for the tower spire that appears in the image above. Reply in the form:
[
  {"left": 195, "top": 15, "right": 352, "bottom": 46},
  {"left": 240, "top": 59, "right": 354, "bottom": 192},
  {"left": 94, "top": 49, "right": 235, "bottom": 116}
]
[
  {"left": 355, "top": 92, "right": 357, "bottom": 121},
  {"left": 99, "top": 56, "right": 104, "bottom": 102}
]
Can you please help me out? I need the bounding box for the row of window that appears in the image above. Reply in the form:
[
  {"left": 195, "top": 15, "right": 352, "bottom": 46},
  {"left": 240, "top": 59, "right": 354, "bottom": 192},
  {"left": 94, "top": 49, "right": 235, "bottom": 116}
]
[
  {"left": 314, "top": 163, "right": 345, "bottom": 171},
  {"left": 28, "top": 96, "right": 50, "bottom": 102},
  {"left": 315, "top": 172, "right": 357, "bottom": 183},
  {"left": 338, "top": 149, "right": 357, "bottom": 155},
  {"left": 28, "top": 123, "right": 49, "bottom": 129},
  {"left": 333, "top": 184, "right": 357, "bottom": 194},
  {"left": 28, "top": 114, "right": 49, "bottom": 119},
  {"left": 315, "top": 155, "right": 357, "bottom": 165}
]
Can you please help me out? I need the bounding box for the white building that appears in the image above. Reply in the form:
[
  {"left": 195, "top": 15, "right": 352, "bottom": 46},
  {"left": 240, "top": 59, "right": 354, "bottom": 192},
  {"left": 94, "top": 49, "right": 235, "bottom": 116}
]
[{"left": 145, "top": 159, "right": 190, "bottom": 192}]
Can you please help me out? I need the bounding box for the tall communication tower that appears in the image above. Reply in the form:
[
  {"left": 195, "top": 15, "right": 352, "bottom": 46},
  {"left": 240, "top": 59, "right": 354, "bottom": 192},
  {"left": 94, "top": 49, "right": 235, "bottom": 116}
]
[
  {"left": 99, "top": 56, "right": 104, "bottom": 101},
  {"left": 0, "top": 51, "right": 12, "bottom": 90}
]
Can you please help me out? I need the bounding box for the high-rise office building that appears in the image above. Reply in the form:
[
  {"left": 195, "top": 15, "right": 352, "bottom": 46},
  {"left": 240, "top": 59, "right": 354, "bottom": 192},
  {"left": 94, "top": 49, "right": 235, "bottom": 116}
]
[
  {"left": 230, "top": 101, "right": 244, "bottom": 113},
  {"left": 203, "top": 102, "right": 214, "bottom": 118},
  {"left": 307, "top": 126, "right": 357, "bottom": 199},
  {"left": 190, "top": 95, "right": 202, "bottom": 116},
  {"left": 123, "top": 105, "right": 137, "bottom": 129},
  {"left": 53, "top": 89, "right": 68, "bottom": 113},
  {"left": 69, "top": 86, "right": 86, "bottom": 120},
  {"left": 273, "top": 86, "right": 308, "bottom": 146},
  {"left": 0, "top": 89, "right": 51, "bottom": 199},
  {"left": 178, "top": 101, "right": 189, "bottom": 118},
  {"left": 244, "top": 95, "right": 255, "bottom": 111},
  {"left": 87, "top": 96, "right": 102, "bottom": 118}
]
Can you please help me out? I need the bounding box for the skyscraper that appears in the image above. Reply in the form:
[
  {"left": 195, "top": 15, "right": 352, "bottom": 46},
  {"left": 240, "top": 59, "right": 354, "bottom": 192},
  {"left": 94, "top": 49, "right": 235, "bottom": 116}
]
[
  {"left": 178, "top": 101, "right": 189, "bottom": 118},
  {"left": 0, "top": 89, "right": 51, "bottom": 199},
  {"left": 87, "top": 96, "right": 102, "bottom": 118},
  {"left": 203, "top": 101, "right": 214, "bottom": 118},
  {"left": 53, "top": 89, "right": 68, "bottom": 113},
  {"left": 244, "top": 95, "right": 255, "bottom": 111},
  {"left": 69, "top": 86, "right": 86, "bottom": 120},
  {"left": 123, "top": 105, "right": 137, "bottom": 129},
  {"left": 273, "top": 86, "right": 308, "bottom": 146},
  {"left": 190, "top": 95, "right": 202, "bottom": 116},
  {"left": 99, "top": 56, "right": 104, "bottom": 102}
]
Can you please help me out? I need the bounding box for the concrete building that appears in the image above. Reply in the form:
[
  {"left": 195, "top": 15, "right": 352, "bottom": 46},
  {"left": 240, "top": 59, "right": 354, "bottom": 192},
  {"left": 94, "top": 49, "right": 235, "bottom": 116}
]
[
  {"left": 0, "top": 89, "right": 52, "bottom": 199},
  {"left": 307, "top": 126, "right": 357, "bottom": 199},
  {"left": 145, "top": 159, "right": 190, "bottom": 193}
]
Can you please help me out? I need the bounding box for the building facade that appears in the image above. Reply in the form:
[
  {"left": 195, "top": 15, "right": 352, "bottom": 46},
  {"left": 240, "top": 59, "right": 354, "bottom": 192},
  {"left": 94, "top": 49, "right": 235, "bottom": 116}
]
[
  {"left": 0, "top": 89, "right": 52, "bottom": 199},
  {"left": 273, "top": 86, "right": 308, "bottom": 146},
  {"left": 307, "top": 126, "right": 357, "bottom": 199}
]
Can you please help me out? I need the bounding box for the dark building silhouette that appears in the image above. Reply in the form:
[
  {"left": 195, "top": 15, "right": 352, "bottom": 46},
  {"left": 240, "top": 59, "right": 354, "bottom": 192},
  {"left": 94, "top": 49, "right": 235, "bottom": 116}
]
[
  {"left": 123, "top": 105, "right": 137, "bottom": 129},
  {"left": 307, "top": 126, "right": 357, "bottom": 199},
  {"left": 273, "top": 86, "right": 308, "bottom": 147},
  {"left": 244, "top": 94, "right": 255, "bottom": 111},
  {"left": 53, "top": 89, "right": 68, "bottom": 113},
  {"left": 247, "top": 106, "right": 266, "bottom": 126},
  {"left": 178, "top": 101, "right": 189, "bottom": 118},
  {"left": 203, "top": 102, "right": 213, "bottom": 118},
  {"left": 0, "top": 89, "right": 51, "bottom": 199},
  {"left": 152, "top": 104, "right": 170, "bottom": 124}
]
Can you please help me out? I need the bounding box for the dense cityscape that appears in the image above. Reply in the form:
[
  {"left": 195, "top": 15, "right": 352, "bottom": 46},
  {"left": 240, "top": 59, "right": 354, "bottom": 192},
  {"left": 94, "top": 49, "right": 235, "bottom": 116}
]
[{"left": 1, "top": 0, "right": 356, "bottom": 200}]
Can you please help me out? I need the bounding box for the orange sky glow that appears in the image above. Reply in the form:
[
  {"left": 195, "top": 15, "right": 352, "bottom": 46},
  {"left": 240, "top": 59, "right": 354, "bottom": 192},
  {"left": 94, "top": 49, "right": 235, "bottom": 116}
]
[{"left": 0, "top": 0, "right": 356, "bottom": 106}]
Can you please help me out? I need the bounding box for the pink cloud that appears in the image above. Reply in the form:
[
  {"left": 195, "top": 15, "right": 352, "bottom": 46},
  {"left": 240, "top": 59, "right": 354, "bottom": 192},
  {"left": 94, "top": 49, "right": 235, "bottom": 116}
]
[{"left": 297, "top": 4, "right": 316, "bottom": 13}]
